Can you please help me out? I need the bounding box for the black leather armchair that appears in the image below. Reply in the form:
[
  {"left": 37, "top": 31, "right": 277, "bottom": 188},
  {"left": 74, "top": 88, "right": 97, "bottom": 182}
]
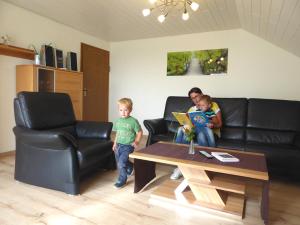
[{"left": 13, "top": 92, "right": 116, "bottom": 195}]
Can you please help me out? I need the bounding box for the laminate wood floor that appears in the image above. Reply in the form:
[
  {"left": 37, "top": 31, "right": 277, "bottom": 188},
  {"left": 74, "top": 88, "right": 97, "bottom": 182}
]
[{"left": 1, "top": 137, "right": 300, "bottom": 225}]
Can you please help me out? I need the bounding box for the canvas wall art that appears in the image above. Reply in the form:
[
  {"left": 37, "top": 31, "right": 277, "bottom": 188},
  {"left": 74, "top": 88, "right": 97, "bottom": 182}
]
[{"left": 167, "top": 48, "right": 228, "bottom": 76}]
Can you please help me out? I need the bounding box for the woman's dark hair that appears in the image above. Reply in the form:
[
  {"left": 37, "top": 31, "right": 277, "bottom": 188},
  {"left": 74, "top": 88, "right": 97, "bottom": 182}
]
[{"left": 188, "top": 87, "right": 202, "bottom": 98}]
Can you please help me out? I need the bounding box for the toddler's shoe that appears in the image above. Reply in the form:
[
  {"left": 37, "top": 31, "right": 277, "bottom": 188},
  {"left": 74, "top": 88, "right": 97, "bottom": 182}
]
[
  {"left": 126, "top": 167, "right": 134, "bottom": 176},
  {"left": 114, "top": 181, "right": 126, "bottom": 189}
]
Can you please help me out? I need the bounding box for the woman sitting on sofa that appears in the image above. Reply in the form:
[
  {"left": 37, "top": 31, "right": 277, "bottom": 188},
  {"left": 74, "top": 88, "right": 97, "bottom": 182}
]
[{"left": 171, "top": 87, "right": 223, "bottom": 180}]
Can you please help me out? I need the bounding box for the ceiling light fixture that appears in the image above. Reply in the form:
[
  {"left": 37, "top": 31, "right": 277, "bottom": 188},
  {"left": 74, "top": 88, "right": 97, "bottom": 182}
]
[{"left": 142, "top": 0, "right": 199, "bottom": 23}]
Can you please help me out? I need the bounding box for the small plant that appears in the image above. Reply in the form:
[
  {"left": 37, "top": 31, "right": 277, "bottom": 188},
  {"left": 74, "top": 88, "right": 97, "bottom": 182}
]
[
  {"left": 28, "top": 44, "right": 38, "bottom": 55},
  {"left": 1, "top": 35, "right": 13, "bottom": 45},
  {"left": 184, "top": 126, "right": 196, "bottom": 142}
]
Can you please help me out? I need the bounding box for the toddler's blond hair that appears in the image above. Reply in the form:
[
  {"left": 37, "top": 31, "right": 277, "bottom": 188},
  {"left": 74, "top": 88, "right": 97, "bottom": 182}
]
[
  {"left": 118, "top": 98, "right": 133, "bottom": 110},
  {"left": 200, "top": 95, "right": 212, "bottom": 105}
]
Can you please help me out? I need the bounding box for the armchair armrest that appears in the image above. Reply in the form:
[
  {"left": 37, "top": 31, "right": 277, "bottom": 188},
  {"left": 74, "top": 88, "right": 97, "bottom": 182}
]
[
  {"left": 13, "top": 126, "right": 77, "bottom": 149},
  {"left": 144, "top": 118, "right": 168, "bottom": 135},
  {"left": 13, "top": 126, "right": 80, "bottom": 194},
  {"left": 76, "top": 121, "right": 112, "bottom": 139}
]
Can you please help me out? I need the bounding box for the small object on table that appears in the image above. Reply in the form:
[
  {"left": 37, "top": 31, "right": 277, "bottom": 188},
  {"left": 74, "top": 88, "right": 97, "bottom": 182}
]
[{"left": 199, "top": 150, "right": 213, "bottom": 159}]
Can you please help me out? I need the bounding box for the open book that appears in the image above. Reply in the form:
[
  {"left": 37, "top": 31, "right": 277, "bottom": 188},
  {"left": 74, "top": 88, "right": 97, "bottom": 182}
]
[
  {"left": 211, "top": 152, "right": 240, "bottom": 162},
  {"left": 188, "top": 111, "right": 209, "bottom": 128},
  {"left": 172, "top": 111, "right": 209, "bottom": 128},
  {"left": 172, "top": 112, "right": 193, "bottom": 127}
]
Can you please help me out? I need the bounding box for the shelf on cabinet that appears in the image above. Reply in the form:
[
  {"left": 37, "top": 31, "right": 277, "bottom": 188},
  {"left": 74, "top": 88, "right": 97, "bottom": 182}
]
[{"left": 0, "top": 44, "right": 35, "bottom": 60}]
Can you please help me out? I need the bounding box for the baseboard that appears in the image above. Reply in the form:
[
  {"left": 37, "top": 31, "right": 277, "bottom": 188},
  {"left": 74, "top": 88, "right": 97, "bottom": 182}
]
[{"left": 0, "top": 150, "right": 15, "bottom": 158}]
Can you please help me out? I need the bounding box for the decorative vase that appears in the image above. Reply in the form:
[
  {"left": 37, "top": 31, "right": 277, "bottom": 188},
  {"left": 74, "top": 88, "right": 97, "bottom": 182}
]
[
  {"left": 34, "top": 54, "right": 40, "bottom": 65},
  {"left": 188, "top": 139, "right": 195, "bottom": 155}
]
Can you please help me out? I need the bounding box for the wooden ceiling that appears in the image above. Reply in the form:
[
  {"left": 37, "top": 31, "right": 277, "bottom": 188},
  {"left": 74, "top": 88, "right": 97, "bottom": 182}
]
[{"left": 3, "top": 0, "right": 300, "bottom": 57}]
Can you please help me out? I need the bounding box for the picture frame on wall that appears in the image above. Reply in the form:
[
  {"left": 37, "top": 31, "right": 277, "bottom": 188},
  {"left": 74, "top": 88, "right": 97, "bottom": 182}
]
[{"left": 167, "top": 48, "right": 228, "bottom": 76}]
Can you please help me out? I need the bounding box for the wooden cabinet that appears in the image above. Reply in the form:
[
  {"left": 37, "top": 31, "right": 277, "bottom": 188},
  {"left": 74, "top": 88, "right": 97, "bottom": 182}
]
[
  {"left": 16, "top": 65, "right": 83, "bottom": 120},
  {"left": 55, "top": 70, "right": 83, "bottom": 120}
]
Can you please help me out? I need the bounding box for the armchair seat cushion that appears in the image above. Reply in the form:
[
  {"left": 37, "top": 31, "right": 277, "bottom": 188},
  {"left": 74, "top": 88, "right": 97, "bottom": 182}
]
[{"left": 77, "top": 139, "right": 113, "bottom": 169}]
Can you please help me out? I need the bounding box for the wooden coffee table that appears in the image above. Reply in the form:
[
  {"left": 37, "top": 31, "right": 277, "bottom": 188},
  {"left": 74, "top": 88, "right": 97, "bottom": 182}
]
[{"left": 130, "top": 142, "right": 269, "bottom": 224}]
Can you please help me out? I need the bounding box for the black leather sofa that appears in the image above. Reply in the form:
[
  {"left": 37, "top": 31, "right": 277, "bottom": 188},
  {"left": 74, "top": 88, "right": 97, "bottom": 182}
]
[
  {"left": 13, "top": 92, "right": 116, "bottom": 195},
  {"left": 144, "top": 96, "right": 300, "bottom": 181}
]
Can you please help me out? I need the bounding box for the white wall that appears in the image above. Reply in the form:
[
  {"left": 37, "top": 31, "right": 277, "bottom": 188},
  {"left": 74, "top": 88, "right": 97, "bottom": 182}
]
[
  {"left": 0, "top": 1, "right": 109, "bottom": 153},
  {"left": 110, "top": 29, "right": 300, "bottom": 134}
]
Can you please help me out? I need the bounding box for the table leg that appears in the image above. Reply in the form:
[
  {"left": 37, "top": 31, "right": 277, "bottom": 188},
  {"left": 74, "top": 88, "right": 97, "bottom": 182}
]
[
  {"left": 133, "top": 159, "right": 156, "bottom": 193},
  {"left": 261, "top": 181, "right": 269, "bottom": 225}
]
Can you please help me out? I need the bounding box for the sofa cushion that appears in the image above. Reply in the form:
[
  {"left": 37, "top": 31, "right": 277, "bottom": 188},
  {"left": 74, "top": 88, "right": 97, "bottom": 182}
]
[
  {"left": 247, "top": 98, "right": 300, "bottom": 131},
  {"left": 246, "top": 129, "right": 295, "bottom": 145},
  {"left": 220, "top": 127, "right": 245, "bottom": 141},
  {"left": 49, "top": 125, "right": 77, "bottom": 138},
  {"left": 295, "top": 134, "right": 300, "bottom": 148},
  {"left": 245, "top": 142, "right": 300, "bottom": 174},
  {"left": 77, "top": 139, "right": 113, "bottom": 169},
  {"left": 213, "top": 98, "right": 248, "bottom": 127},
  {"left": 163, "top": 96, "right": 193, "bottom": 121},
  {"left": 216, "top": 139, "right": 245, "bottom": 150},
  {"left": 150, "top": 133, "right": 176, "bottom": 144}
]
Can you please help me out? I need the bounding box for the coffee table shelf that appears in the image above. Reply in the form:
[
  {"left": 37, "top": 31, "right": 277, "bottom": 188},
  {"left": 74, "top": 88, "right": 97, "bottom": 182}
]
[
  {"left": 151, "top": 179, "right": 245, "bottom": 218},
  {"left": 202, "top": 174, "right": 246, "bottom": 194}
]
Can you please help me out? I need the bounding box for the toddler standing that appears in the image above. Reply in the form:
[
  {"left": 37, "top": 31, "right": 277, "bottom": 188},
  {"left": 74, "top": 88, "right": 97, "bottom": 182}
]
[{"left": 112, "top": 98, "right": 142, "bottom": 189}]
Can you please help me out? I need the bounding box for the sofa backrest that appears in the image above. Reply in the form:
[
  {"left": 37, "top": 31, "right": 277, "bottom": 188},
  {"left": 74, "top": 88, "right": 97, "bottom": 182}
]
[
  {"left": 163, "top": 96, "right": 300, "bottom": 145},
  {"left": 246, "top": 98, "right": 300, "bottom": 145},
  {"left": 213, "top": 98, "right": 248, "bottom": 140},
  {"left": 15, "top": 91, "right": 76, "bottom": 130},
  {"left": 163, "top": 96, "right": 248, "bottom": 137},
  {"left": 163, "top": 96, "right": 193, "bottom": 133}
]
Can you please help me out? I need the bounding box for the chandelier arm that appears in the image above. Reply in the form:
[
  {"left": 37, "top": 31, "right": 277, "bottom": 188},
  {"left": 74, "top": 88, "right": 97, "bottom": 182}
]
[
  {"left": 143, "top": 0, "right": 198, "bottom": 22},
  {"left": 155, "top": 0, "right": 187, "bottom": 8},
  {"left": 154, "top": 1, "right": 187, "bottom": 13}
]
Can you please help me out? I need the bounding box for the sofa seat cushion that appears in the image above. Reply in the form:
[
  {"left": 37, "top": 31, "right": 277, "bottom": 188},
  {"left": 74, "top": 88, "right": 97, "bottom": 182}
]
[
  {"left": 151, "top": 133, "right": 176, "bottom": 144},
  {"left": 77, "top": 139, "right": 113, "bottom": 169},
  {"left": 220, "top": 127, "right": 245, "bottom": 141},
  {"left": 245, "top": 142, "right": 300, "bottom": 174},
  {"left": 216, "top": 139, "right": 245, "bottom": 151}
]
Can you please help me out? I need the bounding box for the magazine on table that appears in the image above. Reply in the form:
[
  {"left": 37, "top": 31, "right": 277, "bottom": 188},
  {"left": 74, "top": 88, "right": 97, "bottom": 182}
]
[
  {"left": 172, "top": 111, "right": 209, "bottom": 128},
  {"left": 211, "top": 152, "right": 240, "bottom": 162}
]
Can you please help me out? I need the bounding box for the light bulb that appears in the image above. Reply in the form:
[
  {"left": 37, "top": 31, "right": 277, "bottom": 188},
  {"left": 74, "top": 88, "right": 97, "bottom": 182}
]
[
  {"left": 149, "top": 0, "right": 157, "bottom": 4},
  {"left": 182, "top": 12, "right": 189, "bottom": 20},
  {"left": 142, "top": 8, "right": 151, "bottom": 17},
  {"left": 158, "top": 15, "right": 165, "bottom": 23},
  {"left": 190, "top": 2, "right": 199, "bottom": 11}
]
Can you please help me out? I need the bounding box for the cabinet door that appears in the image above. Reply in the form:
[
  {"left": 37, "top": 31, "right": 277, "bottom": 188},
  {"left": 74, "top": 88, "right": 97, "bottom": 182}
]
[
  {"left": 55, "top": 70, "right": 83, "bottom": 120},
  {"left": 38, "top": 68, "right": 55, "bottom": 92},
  {"left": 16, "top": 65, "right": 38, "bottom": 93}
]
